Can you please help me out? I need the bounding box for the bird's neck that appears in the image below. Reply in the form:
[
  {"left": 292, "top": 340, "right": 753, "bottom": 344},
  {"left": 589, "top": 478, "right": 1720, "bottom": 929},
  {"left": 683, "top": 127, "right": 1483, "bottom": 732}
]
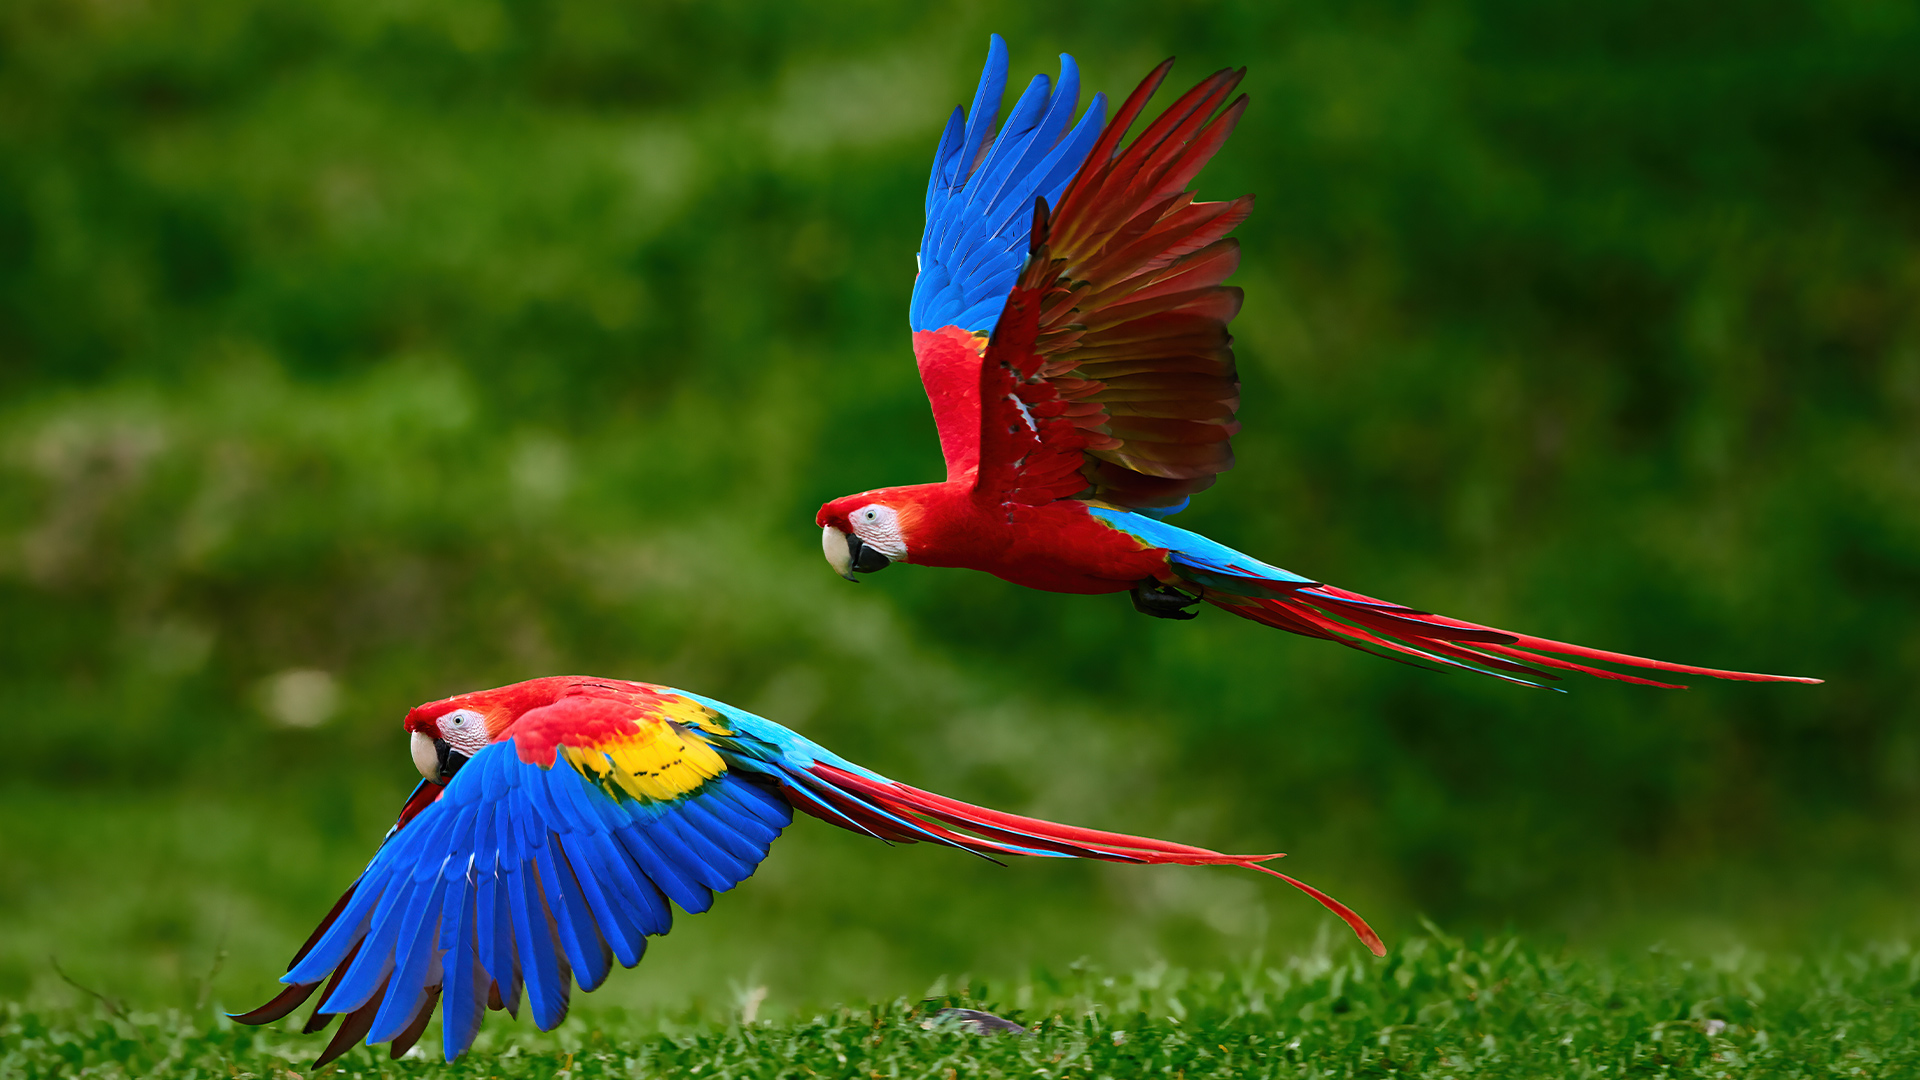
[{"left": 888, "top": 481, "right": 1008, "bottom": 571}]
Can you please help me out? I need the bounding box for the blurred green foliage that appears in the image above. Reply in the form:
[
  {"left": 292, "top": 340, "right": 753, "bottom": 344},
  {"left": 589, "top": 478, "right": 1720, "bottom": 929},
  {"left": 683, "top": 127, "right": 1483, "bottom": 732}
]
[{"left": 2, "top": 0, "right": 1917, "bottom": 1019}]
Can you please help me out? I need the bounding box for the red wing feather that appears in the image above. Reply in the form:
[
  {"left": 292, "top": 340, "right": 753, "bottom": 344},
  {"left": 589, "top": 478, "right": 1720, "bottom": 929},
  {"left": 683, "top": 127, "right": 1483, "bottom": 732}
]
[
  {"left": 976, "top": 277, "right": 1100, "bottom": 507},
  {"left": 973, "top": 62, "right": 1252, "bottom": 510}
]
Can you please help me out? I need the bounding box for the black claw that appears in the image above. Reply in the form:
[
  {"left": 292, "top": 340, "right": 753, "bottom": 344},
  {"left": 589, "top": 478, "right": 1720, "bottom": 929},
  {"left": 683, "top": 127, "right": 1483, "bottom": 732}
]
[{"left": 1131, "top": 579, "right": 1201, "bottom": 620}]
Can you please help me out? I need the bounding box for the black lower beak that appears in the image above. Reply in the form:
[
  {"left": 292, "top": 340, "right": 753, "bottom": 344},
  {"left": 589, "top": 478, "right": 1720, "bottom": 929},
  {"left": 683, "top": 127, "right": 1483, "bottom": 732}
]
[
  {"left": 846, "top": 534, "right": 892, "bottom": 574},
  {"left": 434, "top": 739, "right": 470, "bottom": 782}
]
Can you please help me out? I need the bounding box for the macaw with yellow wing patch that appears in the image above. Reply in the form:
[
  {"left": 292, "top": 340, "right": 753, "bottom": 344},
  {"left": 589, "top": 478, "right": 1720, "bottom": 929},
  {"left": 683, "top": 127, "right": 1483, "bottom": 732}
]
[
  {"left": 816, "top": 36, "right": 1818, "bottom": 690},
  {"left": 233, "top": 675, "right": 1380, "bottom": 1065}
]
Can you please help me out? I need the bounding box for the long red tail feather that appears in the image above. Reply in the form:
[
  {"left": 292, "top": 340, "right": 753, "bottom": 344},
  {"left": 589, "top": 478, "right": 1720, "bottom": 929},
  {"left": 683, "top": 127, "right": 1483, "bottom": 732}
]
[
  {"left": 805, "top": 763, "right": 1386, "bottom": 956},
  {"left": 1204, "top": 581, "right": 1818, "bottom": 688}
]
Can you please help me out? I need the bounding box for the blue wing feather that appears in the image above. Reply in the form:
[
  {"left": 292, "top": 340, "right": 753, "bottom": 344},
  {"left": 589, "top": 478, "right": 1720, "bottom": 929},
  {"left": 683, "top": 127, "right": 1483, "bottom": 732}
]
[
  {"left": 679, "top": 797, "right": 768, "bottom": 866},
  {"left": 1029, "top": 100, "right": 1107, "bottom": 196},
  {"left": 507, "top": 858, "right": 568, "bottom": 1030},
  {"left": 475, "top": 869, "right": 516, "bottom": 1010},
  {"left": 365, "top": 874, "right": 445, "bottom": 1043},
  {"left": 656, "top": 812, "right": 750, "bottom": 888},
  {"left": 961, "top": 74, "right": 1053, "bottom": 217},
  {"left": 625, "top": 821, "right": 718, "bottom": 912},
  {"left": 439, "top": 881, "right": 483, "bottom": 1061},
  {"left": 925, "top": 107, "right": 966, "bottom": 218},
  {"left": 435, "top": 874, "right": 469, "bottom": 952},
  {"left": 285, "top": 882, "right": 380, "bottom": 984},
  {"left": 607, "top": 831, "right": 675, "bottom": 934},
  {"left": 980, "top": 59, "right": 1081, "bottom": 210},
  {"left": 320, "top": 876, "right": 412, "bottom": 1013},
  {"left": 437, "top": 801, "right": 480, "bottom": 881},
  {"left": 282, "top": 730, "right": 788, "bottom": 1059},
  {"left": 535, "top": 847, "right": 609, "bottom": 993},
  {"left": 543, "top": 760, "right": 596, "bottom": 829},
  {"left": 910, "top": 39, "right": 1107, "bottom": 333},
  {"left": 469, "top": 797, "right": 497, "bottom": 874},
  {"left": 556, "top": 831, "right": 644, "bottom": 967},
  {"left": 705, "top": 782, "right": 789, "bottom": 845},
  {"left": 957, "top": 35, "right": 1009, "bottom": 184}
]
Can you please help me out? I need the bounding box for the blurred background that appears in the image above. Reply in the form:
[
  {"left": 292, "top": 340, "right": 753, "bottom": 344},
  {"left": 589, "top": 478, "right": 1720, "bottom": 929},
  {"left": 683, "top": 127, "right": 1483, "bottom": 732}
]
[{"left": 2, "top": 0, "right": 1916, "bottom": 1021}]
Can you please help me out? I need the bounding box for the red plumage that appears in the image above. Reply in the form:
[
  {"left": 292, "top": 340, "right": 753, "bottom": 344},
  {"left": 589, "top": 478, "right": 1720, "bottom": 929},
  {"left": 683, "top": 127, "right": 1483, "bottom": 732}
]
[{"left": 816, "top": 51, "right": 1818, "bottom": 689}]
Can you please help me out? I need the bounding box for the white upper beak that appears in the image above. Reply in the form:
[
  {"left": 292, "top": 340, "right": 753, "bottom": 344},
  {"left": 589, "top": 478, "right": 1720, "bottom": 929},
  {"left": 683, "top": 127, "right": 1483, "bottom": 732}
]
[
  {"left": 410, "top": 729, "right": 440, "bottom": 781},
  {"left": 821, "top": 525, "right": 856, "bottom": 581}
]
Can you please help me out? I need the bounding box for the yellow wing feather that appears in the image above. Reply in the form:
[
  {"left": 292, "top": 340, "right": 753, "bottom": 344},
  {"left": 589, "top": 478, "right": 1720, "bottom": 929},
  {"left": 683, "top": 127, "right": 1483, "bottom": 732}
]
[{"left": 557, "top": 695, "right": 730, "bottom": 803}]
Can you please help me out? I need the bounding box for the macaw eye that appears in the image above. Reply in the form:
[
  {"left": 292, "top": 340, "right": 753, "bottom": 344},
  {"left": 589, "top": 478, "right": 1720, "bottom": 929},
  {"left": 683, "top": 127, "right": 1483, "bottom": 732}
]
[
  {"left": 863, "top": 510, "right": 877, "bottom": 522},
  {"left": 437, "top": 708, "right": 485, "bottom": 739}
]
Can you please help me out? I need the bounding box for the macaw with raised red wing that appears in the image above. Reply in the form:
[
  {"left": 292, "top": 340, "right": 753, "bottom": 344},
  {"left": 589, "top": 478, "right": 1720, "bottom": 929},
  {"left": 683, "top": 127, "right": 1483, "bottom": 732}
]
[
  {"left": 817, "top": 37, "right": 1818, "bottom": 690},
  {"left": 233, "top": 676, "right": 1380, "bottom": 1065}
]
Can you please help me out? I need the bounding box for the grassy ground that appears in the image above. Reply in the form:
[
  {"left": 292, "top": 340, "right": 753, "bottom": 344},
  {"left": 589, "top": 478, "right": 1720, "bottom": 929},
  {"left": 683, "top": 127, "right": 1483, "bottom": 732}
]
[{"left": 8, "top": 931, "right": 1918, "bottom": 1079}]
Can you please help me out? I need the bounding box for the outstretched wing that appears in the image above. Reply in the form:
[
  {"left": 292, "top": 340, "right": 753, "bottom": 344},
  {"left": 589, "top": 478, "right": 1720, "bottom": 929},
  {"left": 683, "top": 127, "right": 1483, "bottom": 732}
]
[
  {"left": 909, "top": 36, "right": 1107, "bottom": 481},
  {"left": 971, "top": 60, "right": 1251, "bottom": 511},
  {"left": 231, "top": 693, "right": 792, "bottom": 1065}
]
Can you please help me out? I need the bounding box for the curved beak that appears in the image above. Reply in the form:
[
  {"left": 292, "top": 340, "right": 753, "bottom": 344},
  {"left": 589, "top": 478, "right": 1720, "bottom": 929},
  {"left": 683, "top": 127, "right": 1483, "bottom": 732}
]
[
  {"left": 822, "top": 525, "right": 857, "bottom": 581},
  {"left": 409, "top": 730, "right": 470, "bottom": 783},
  {"left": 821, "top": 525, "right": 892, "bottom": 581}
]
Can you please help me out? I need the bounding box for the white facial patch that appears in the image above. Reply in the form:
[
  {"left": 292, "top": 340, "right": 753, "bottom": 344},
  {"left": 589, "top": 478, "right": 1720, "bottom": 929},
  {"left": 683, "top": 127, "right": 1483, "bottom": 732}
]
[
  {"left": 436, "top": 708, "right": 490, "bottom": 757},
  {"left": 850, "top": 504, "right": 909, "bottom": 562}
]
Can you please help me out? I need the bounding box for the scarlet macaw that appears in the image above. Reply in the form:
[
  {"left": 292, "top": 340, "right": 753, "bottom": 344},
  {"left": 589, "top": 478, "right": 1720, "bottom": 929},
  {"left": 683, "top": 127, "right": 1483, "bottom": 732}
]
[
  {"left": 233, "top": 676, "right": 1380, "bottom": 1064},
  {"left": 816, "top": 38, "right": 1817, "bottom": 689}
]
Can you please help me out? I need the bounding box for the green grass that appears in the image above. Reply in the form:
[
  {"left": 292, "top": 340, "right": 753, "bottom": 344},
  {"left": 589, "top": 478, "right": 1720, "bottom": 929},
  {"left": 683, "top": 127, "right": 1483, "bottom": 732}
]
[{"left": 9, "top": 932, "right": 1919, "bottom": 1079}]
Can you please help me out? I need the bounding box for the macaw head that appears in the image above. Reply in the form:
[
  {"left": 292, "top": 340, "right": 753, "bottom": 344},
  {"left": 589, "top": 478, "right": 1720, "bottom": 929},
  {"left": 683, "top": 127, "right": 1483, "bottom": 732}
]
[
  {"left": 816, "top": 490, "right": 920, "bottom": 580},
  {"left": 402, "top": 679, "right": 564, "bottom": 783}
]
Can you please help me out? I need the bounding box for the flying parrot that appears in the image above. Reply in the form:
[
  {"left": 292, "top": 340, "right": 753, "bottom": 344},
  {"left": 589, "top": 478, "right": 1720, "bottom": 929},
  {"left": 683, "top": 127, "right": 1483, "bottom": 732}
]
[
  {"left": 233, "top": 675, "right": 1381, "bottom": 1064},
  {"left": 815, "top": 38, "right": 1819, "bottom": 690}
]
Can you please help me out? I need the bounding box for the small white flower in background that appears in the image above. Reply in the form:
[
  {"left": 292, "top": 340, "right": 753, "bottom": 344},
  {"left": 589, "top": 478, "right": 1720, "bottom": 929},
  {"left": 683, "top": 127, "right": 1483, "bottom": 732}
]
[
  {"left": 262, "top": 669, "right": 338, "bottom": 728},
  {"left": 1704, "top": 1019, "right": 1728, "bottom": 1036}
]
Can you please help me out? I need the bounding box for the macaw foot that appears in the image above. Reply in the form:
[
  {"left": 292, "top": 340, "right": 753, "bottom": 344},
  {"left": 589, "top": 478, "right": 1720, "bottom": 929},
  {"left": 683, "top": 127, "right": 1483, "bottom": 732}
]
[
  {"left": 1131, "top": 579, "right": 1201, "bottom": 620},
  {"left": 921, "top": 1007, "right": 1031, "bottom": 1036}
]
